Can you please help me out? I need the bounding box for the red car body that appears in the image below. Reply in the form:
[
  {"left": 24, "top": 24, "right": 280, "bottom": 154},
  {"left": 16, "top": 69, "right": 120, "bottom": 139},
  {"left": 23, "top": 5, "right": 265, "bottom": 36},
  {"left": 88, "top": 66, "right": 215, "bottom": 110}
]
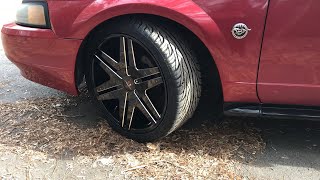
[{"left": 2, "top": 0, "right": 320, "bottom": 110}]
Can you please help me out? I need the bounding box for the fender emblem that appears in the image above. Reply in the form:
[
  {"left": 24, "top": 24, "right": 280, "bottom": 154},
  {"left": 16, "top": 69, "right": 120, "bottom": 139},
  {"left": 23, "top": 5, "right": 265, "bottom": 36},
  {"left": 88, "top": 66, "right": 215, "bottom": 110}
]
[{"left": 231, "top": 23, "right": 251, "bottom": 40}]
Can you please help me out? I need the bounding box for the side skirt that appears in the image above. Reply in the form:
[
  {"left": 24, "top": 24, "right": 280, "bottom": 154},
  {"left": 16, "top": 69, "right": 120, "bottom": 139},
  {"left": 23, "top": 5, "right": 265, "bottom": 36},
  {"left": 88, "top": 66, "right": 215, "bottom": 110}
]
[{"left": 224, "top": 103, "right": 320, "bottom": 120}]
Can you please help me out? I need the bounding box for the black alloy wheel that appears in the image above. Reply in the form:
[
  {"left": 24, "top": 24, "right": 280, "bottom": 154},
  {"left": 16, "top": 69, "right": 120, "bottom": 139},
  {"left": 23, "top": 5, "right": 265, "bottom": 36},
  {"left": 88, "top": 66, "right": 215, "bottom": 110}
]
[{"left": 92, "top": 35, "right": 166, "bottom": 132}]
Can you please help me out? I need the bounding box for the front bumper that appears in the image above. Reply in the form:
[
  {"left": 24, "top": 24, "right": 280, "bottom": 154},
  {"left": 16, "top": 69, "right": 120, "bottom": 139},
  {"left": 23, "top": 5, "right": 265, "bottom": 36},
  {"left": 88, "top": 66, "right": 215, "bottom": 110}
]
[{"left": 1, "top": 23, "right": 82, "bottom": 95}]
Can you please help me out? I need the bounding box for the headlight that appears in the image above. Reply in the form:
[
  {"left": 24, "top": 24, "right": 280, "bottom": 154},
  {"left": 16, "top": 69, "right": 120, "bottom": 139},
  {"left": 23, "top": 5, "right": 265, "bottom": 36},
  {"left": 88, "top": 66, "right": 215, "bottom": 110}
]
[{"left": 16, "top": 2, "right": 50, "bottom": 29}]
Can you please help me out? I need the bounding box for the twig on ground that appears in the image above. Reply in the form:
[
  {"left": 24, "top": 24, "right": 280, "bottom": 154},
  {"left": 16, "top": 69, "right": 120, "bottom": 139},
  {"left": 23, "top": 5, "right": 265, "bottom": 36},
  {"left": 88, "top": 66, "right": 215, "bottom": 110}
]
[
  {"left": 122, "top": 165, "right": 148, "bottom": 173},
  {"left": 55, "top": 114, "right": 85, "bottom": 118}
]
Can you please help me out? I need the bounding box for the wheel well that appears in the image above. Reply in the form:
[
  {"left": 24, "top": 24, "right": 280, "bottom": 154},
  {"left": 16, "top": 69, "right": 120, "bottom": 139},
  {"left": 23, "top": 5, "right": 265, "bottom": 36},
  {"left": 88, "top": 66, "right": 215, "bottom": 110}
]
[{"left": 76, "top": 14, "right": 223, "bottom": 116}]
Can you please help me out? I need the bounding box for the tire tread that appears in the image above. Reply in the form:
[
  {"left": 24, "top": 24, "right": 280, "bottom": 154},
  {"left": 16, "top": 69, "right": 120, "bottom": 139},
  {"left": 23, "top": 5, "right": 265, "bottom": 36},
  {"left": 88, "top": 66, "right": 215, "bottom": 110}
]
[{"left": 130, "top": 18, "right": 201, "bottom": 133}]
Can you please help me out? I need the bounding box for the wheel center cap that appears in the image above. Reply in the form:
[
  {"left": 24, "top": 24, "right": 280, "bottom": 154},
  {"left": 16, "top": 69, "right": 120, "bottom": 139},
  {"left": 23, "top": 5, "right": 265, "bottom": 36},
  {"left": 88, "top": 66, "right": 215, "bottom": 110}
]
[{"left": 123, "top": 77, "right": 135, "bottom": 91}]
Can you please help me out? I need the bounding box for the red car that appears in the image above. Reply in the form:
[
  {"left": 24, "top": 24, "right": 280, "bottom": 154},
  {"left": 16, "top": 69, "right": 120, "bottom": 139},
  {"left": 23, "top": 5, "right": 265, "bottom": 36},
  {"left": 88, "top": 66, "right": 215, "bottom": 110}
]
[{"left": 2, "top": 0, "right": 320, "bottom": 142}]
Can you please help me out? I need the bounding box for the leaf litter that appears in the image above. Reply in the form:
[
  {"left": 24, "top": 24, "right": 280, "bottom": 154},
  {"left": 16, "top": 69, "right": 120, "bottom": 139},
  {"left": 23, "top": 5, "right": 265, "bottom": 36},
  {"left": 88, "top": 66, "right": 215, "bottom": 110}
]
[{"left": 0, "top": 94, "right": 265, "bottom": 179}]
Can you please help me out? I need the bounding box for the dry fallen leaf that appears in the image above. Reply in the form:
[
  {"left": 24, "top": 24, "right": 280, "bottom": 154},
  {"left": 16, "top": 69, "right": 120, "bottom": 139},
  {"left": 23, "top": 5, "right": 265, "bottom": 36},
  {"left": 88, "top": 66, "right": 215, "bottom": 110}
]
[
  {"left": 146, "top": 143, "right": 160, "bottom": 151},
  {"left": 93, "top": 156, "right": 114, "bottom": 167},
  {"left": 0, "top": 93, "right": 265, "bottom": 179}
]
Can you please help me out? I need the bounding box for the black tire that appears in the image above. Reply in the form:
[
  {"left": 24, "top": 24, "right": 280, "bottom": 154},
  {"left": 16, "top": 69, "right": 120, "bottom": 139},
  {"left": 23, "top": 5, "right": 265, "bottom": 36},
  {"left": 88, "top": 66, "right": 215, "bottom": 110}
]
[{"left": 85, "top": 17, "right": 201, "bottom": 142}]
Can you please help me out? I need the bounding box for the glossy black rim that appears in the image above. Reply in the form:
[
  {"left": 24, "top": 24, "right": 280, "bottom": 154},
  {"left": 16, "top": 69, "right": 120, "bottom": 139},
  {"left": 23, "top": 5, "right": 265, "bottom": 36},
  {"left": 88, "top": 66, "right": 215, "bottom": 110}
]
[{"left": 91, "top": 35, "right": 167, "bottom": 132}]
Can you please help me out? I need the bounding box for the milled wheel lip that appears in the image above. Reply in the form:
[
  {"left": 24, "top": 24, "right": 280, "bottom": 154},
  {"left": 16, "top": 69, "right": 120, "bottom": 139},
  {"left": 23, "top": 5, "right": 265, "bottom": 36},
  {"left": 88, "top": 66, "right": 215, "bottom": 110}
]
[{"left": 91, "top": 33, "right": 169, "bottom": 134}]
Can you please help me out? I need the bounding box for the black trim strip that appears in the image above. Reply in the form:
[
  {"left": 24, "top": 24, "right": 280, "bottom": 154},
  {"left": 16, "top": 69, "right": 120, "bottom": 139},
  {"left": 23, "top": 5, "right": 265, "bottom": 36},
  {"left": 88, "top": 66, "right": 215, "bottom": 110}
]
[
  {"left": 224, "top": 103, "right": 261, "bottom": 117},
  {"left": 224, "top": 102, "right": 320, "bottom": 120}
]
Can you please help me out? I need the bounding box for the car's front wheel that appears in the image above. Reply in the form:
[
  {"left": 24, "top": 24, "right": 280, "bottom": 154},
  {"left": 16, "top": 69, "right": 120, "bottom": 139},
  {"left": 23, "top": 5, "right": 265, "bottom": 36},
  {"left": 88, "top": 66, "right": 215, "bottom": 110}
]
[{"left": 85, "top": 18, "right": 201, "bottom": 142}]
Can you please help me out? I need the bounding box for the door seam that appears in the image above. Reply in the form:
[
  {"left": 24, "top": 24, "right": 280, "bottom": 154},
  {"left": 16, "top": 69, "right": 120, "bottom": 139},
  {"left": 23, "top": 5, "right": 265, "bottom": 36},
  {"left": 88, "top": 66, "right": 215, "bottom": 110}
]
[{"left": 256, "top": 0, "right": 271, "bottom": 104}]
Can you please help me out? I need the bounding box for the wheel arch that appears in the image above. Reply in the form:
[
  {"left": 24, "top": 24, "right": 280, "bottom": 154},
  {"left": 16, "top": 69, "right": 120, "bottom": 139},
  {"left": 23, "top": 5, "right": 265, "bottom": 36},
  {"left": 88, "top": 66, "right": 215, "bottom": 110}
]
[{"left": 75, "top": 3, "right": 224, "bottom": 112}]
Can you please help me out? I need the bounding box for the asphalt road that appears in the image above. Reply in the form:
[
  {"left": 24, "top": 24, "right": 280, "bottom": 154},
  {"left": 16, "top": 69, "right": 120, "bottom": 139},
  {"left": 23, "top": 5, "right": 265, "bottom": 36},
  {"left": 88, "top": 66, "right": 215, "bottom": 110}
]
[
  {"left": 0, "top": 2, "right": 320, "bottom": 179},
  {"left": 0, "top": 48, "right": 65, "bottom": 103},
  {"left": 239, "top": 118, "right": 320, "bottom": 179}
]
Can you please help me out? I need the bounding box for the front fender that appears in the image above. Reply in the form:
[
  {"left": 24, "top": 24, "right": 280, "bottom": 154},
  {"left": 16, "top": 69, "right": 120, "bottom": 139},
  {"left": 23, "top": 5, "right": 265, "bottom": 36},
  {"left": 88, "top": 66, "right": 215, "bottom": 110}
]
[
  {"left": 48, "top": 0, "right": 222, "bottom": 53},
  {"left": 47, "top": 0, "right": 268, "bottom": 103}
]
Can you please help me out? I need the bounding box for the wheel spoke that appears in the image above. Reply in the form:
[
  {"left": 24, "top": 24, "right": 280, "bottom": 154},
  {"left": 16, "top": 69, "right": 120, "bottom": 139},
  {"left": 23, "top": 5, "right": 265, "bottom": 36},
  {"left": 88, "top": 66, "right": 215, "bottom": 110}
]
[
  {"left": 134, "top": 92, "right": 157, "bottom": 124},
  {"left": 137, "top": 67, "right": 160, "bottom": 78},
  {"left": 140, "top": 93, "right": 161, "bottom": 120},
  {"left": 120, "top": 92, "right": 128, "bottom": 127},
  {"left": 127, "top": 39, "right": 137, "bottom": 68},
  {"left": 126, "top": 103, "right": 135, "bottom": 130},
  {"left": 98, "top": 88, "right": 124, "bottom": 101},
  {"left": 138, "top": 77, "right": 163, "bottom": 90},
  {"left": 119, "top": 92, "right": 137, "bottom": 130},
  {"left": 120, "top": 37, "right": 127, "bottom": 67},
  {"left": 99, "top": 49, "right": 124, "bottom": 70},
  {"left": 96, "top": 80, "right": 122, "bottom": 93},
  {"left": 95, "top": 55, "right": 122, "bottom": 79}
]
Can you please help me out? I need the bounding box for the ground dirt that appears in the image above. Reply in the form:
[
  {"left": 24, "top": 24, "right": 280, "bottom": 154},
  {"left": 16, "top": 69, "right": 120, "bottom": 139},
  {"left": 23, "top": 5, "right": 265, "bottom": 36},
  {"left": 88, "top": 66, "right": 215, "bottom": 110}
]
[{"left": 0, "top": 1, "right": 320, "bottom": 180}]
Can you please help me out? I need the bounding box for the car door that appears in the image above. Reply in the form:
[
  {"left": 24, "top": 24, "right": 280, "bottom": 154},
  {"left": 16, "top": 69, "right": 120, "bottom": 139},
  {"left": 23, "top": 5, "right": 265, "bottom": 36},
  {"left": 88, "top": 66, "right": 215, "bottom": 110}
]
[
  {"left": 258, "top": 0, "right": 320, "bottom": 106},
  {"left": 191, "top": 0, "right": 269, "bottom": 103}
]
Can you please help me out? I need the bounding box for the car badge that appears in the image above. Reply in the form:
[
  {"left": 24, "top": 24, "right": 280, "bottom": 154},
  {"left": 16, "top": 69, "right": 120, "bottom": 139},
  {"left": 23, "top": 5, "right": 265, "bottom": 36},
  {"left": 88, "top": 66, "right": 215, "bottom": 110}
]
[{"left": 231, "top": 23, "right": 251, "bottom": 39}]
